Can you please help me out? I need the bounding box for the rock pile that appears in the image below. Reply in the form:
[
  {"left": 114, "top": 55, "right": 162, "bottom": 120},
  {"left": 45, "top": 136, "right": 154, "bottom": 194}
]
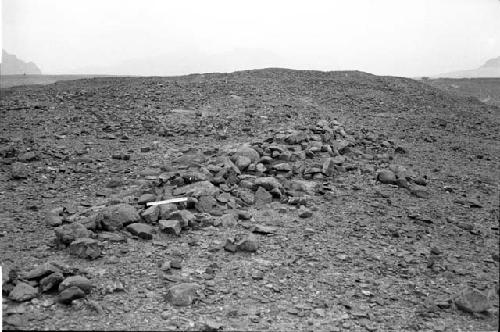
[{"left": 2, "top": 262, "right": 93, "bottom": 305}]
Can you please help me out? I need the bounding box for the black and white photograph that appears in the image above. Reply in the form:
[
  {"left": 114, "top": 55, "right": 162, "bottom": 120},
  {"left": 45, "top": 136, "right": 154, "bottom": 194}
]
[{"left": 1, "top": 0, "right": 499, "bottom": 331}]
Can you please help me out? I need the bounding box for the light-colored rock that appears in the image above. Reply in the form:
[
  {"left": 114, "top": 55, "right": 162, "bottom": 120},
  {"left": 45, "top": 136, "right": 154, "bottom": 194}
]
[{"left": 165, "top": 283, "right": 201, "bottom": 306}]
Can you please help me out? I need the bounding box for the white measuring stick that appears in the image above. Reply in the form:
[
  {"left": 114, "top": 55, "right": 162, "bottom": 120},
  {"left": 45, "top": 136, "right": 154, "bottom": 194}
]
[{"left": 146, "top": 197, "right": 188, "bottom": 206}]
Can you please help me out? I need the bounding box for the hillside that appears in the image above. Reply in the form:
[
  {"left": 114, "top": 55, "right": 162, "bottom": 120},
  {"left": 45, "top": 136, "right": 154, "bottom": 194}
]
[
  {"left": 0, "top": 50, "right": 42, "bottom": 75},
  {"left": 435, "top": 56, "right": 500, "bottom": 78},
  {"left": 1, "top": 69, "right": 499, "bottom": 331}
]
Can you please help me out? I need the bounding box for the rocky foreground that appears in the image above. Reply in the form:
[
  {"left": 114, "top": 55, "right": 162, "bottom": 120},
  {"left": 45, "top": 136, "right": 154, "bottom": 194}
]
[{"left": 1, "top": 69, "right": 499, "bottom": 331}]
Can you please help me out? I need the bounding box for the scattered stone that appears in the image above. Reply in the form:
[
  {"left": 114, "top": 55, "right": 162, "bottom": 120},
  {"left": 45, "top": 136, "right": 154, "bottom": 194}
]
[
  {"left": 9, "top": 282, "right": 38, "bottom": 302},
  {"left": 126, "top": 223, "right": 154, "bottom": 240},
  {"left": 165, "top": 283, "right": 201, "bottom": 306},
  {"left": 58, "top": 286, "right": 86, "bottom": 304},
  {"left": 159, "top": 220, "right": 181, "bottom": 236},
  {"left": 69, "top": 238, "right": 102, "bottom": 259}
]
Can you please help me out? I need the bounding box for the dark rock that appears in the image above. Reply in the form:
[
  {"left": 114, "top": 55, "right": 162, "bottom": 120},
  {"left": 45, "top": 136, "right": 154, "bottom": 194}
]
[
  {"left": 377, "top": 170, "right": 396, "bottom": 184},
  {"left": 126, "top": 223, "right": 154, "bottom": 239},
  {"left": 159, "top": 220, "right": 181, "bottom": 236},
  {"left": 58, "top": 286, "right": 85, "bottom": 304},
  {"left": 40, "top": 272, "right": 64, "bottom": 292},
  {"left": 298, "top": 208, "right": 313, "bottom": 218},
  {"left": 165, "top": 283, "right": 201, "bottom": 306},
  {"left": 238, "top": 210, "right": 252, "bottom": 220},
  {"left": 69, "top": 238, "right": 102, "bottom": 259}
]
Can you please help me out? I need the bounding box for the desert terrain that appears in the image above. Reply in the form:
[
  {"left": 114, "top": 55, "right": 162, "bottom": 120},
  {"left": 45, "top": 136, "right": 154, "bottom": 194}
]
[{"left": 1, "top": 69, "right": 499, "bottom": 331}]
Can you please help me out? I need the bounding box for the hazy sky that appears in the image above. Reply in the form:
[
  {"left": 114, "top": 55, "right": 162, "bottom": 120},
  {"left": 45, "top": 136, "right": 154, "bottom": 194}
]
[{"left": 1, "top": 0, "right": 499, "bottom": 76}]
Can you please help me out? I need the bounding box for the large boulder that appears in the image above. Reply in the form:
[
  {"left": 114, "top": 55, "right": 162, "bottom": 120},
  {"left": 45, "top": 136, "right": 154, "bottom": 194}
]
[
  {"left": 126, "top": 223, "right": 154, "bottom": 240},
  {"left": 99, "top": 204, "right": 141, "bottom": 231},
  {"left": 59, "top": 276, "right": 93, "bottom": 294}
]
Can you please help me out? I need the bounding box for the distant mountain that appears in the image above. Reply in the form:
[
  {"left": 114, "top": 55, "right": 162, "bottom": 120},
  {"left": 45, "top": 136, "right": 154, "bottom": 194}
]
[
  {"left": 73, "top": 48, "right": 285, "bottom": 76},
  {"left": 434, "top": 56, "right": 500, "bottom": 78},
  {"left": 0, "top": 50, "right": 42, "bottom": 75}
]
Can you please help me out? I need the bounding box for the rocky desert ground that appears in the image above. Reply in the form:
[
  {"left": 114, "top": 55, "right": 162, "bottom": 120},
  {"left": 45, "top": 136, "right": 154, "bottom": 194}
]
[{"left": 1, "top": 69, "right": 499, "bottom": 331}]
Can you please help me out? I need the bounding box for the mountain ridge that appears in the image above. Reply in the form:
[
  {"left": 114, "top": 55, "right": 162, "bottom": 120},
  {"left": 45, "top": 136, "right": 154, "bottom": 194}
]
[{"left": 0, "top": 50, "right": 42, "bottom": 75}]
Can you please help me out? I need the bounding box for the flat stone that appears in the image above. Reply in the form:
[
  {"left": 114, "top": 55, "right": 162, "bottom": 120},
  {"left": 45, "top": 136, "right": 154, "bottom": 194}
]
[
  {"left": 59, "top": 276, "right": 93, "bottom": 294},
  {"left": 165, "top": 283, "right": 201, "bottom": 306},
  {"left": 24, "top": 262, "right": 61, "bottom": 280},
  {"left": 69, "top": 238, "right": 102, "bottom": 259},
  {"left": 138, "top": 193, "right": 156, "bottom": 205},
  {"left": 126, "top": 223, "right": 154, "bottom": 240},
  {"left": 252, "top": 224, "right": 277, "bottom": 234},
  {"left": 9, "top": 282, "right": 38, "bottom": 302},
  {"left": 159, "top": 220, "right": 181, "bottom": 236}
]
